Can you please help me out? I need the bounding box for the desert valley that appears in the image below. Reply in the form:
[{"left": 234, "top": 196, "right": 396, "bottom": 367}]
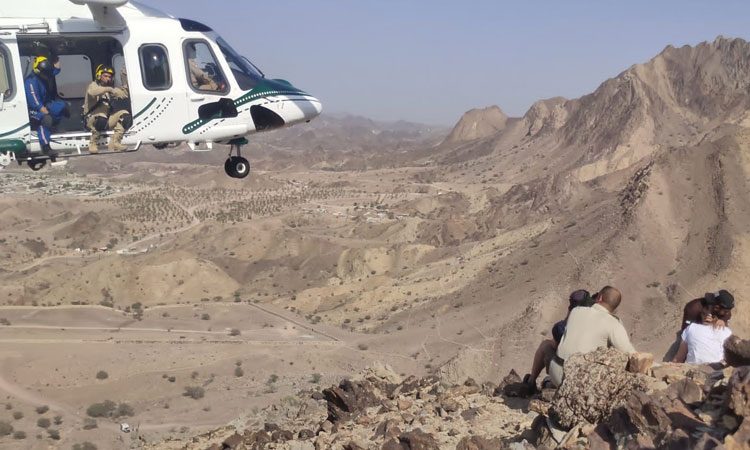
[{"left": 2, "top": 37, "right": 750, "bottom": 449}]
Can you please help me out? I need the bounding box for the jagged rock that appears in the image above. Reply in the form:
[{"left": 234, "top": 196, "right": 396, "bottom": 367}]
[
  {"left": 626, "top": 352, "right": 654, "bottom": 375},
  {"left": 606, "top": 388, "right": 710, "bottom": 448},
  {"left": 382, "top": 438, "right": 405, "bottom": 450},
  {"left": 373, "top": 418, "right": 402, "bottom": 441},
  {"left": 693, "top": 432, "right": 727, "bottom": 450},
  {"left": 528, "top": 399, "right": 550, "bottom": 416},
  {"left": 725, "top": 337, "right": 750, "bottom": 367},
  {"left": 455, "top": 435, "right": 503, "bottom": 450},
  {"left": 298, "top": 429, "right": 315, "bottom": 440},
  {"left": 396, "top": 429, "right": 440, "bottom": 450},
  {"left": 549, "top": 348, "right": 645, "bottom": 429},
  {"left": 494, "top": 370, "right": 522, "bottom": 396},
  {"left": 666, "top": 378, "right": 704, "bottom": 406},
  {"left": 725, "top": 366, "right": 750, "bottom": 418},
  {"left": 460, "top": 407, "right": 481, "bottom": 422},
  {"left": 344, "top": 439, "right": 369, "bottom": 450},
  {"left": 725, "top": 419, "right": 750, "bottom": 449},
  {"left": 221, "top": 433, "right": 243, "bottom": 449},
  {"left": 272, "top": 429, "right": 294, "bottom": 442},
  {"left": 397, "top": 399, "right": 412, "bottom": 411},
  {"left": 365, "top": 361, "right": 403, "bottom": 385},
  {"left": 323, "top": 378, "right": 381, "bottom": 423}
]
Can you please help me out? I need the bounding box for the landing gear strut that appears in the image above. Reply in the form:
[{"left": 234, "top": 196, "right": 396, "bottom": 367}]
[{"left": 224, "top": 139, "right": 250, "bottom": 179}]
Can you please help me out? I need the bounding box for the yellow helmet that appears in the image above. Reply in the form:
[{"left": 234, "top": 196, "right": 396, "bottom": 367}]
[
  {"left": 33, "top": 56, "right": 54, "bottom": 75},
  {"left": 95, "top": 63, "right": 114, "bottom": 81}
]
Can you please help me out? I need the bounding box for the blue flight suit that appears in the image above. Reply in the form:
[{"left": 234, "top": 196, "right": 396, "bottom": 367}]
[{"left": 24, "top": 69, "right": 66, "bottom": 148}]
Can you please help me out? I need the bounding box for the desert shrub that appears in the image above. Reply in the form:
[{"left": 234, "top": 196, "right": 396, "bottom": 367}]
[
  {"left": 310, "top": 373, "right": 322, "bottom": 384},
  {"left": 86, "top": 400, "right": 115, "bottom": 418},
  {"left": 37, "top": 417, "right": 50, "bottom": 428},
  {"left": 183, "top": 386, "right": 204, "bottom": 400},
  {"left": 72, "top": 442, "right": 97, "bottom": 450},
  {"left": 229, "top": 328, "right": 240, "bottom": 336},
  {"left": 191, "top": 371, "right": 199, "bottom": 379},
  {"left": 168, "top": 376, "right": 176, "bottom": 382},
  {"left": 47, "top": 428, "right": 60, "bottom": 440},
  {"left": 357, "top": 343, "right": 369, "bottom": 351},
  {"left": 0, "top": 421, "right": 12, "bottom": 436},
  {"left": 82, "top": 418, "right": 97, "bottom": 430},
  {"left": 12, "top": 430, "right": 25, "bottom": 439},
  {"left": 35, "top": 405, "right": 49, "bottom": 414},
  {"left": 234, "top": 367, "right": 243, "bottom": 377},
  {"left": 267, "top": 374, "right": 278, "bottom": 384},
  {"left": 114, "top": 403, "right": 134, "bottom": 418},
  {"left": 3, "top": 403, "right": 10, "bottom": 410},
  {"left": 0, "top": 318, "right": 10, "bottom": 325},
  {"left": 53, "top": 415, "right": 62, "bottom": 425},
  {"left": 201, "top": 313, "right": 210, "bottom": 320},
  {"left": 12, "top": 411, "right": 22, "bottom": 420},
  {"left": 95, "top": 370, "right": 108, "bottom": 380}
]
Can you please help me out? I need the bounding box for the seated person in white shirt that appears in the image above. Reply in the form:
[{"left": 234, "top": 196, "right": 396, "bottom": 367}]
[{"left": 673, "top": 290, "right": 734, "bottom": 364}]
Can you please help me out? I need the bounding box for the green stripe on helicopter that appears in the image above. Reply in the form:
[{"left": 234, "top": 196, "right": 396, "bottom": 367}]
[
  {"left": 0, "top": 123, "right": 29, "bottom": 138},
  {"left": 133, "top": 97, "right": 157, "bottom": 120},
  {"left": 181, "top": 80, "right": 307, "bottom": 135}
]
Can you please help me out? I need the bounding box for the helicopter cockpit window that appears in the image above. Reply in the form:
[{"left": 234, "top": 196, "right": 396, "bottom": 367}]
[
  {"left": 184, "top": 40, "right": 227, "bottom": 93},
  {"left": 216, "top": 37, "right": 263, "bottom": 91},
  {"left": 139, "top": 44, "right": 171, "bottom": 91},
  {"left": 0, "top": 44, "right": 14, "bottom": 100}
]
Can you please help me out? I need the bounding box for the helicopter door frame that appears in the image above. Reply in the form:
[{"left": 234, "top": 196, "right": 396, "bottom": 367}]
[
  {"left": 0, "top": 31, "right": 32, "bottom": 161},
  {"left": 181, "top": 38, "right": 244, "bottom": 149}
]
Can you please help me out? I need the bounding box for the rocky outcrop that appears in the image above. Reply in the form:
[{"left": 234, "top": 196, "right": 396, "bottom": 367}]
[
  {"left": 145, "top": 351, "right": 750, "bottom": 450},
  {"left": 725, "top": 336, "right": 750, "bottom": 367},
  {"left": 549, "top": 348, "right": 646, "bottom": 429},
  {"left": 443, "top": 106, "right": 508, "bottom": 144}
]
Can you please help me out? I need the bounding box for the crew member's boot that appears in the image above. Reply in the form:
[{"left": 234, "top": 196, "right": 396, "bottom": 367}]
[
  {"left": 88, "top": 131, "right": 99, "bottom": 154},
  {"left": 41, "top": 144, "right": 58, "bottom": 160},
  {"left": 108, "top": 131, "right": 127, "bottom": 151}
]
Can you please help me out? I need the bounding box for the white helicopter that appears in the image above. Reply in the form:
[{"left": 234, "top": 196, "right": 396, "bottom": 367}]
[{"left": 0, "top": 0, "right": 322, "bottom": 178}]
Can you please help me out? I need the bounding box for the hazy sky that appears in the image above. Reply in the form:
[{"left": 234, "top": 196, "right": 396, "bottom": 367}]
[{"left": 142, "top": 0, "right": 750, "bottom": 125}]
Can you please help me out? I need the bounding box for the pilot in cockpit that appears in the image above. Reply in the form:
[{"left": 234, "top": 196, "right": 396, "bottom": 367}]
[{"left": 186, "top": 43, "right": 218, "bottom": 91}]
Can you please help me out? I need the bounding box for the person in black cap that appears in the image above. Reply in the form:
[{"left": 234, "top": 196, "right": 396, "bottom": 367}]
[
  {"left": 681, "top": 290, "right": 734, "bottom": 330},
  {"left": 522, "top": 289, "right": 593, "bottom": 393},
  {"left": 673, "top": 290, "right": 735, "bottom": 364}
]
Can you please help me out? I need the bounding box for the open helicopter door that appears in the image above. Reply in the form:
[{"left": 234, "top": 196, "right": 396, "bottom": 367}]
[{"left": 0, "top": 31, "right": 31, "bottom": 170}]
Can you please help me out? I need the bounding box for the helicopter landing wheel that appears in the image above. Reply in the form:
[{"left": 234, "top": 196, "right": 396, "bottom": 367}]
[
  {"left": 28, "top": 159, "right": 46, "bottom": 171},
  {"left": 224, "top": 156, "right": 250, "bottom": 179}
]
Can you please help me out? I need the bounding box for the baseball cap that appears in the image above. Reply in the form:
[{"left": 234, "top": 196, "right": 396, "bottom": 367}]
[{"left": 704, "top": 290, "right": 735, "bottom": 309}]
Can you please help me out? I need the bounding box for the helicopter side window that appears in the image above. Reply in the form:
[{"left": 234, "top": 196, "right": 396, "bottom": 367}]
[
  {"left": 183, "top": 40, "right": 227, "bottom": 94},
  {"left": 0, "top": 44, "right": 14, "bottom": 100},
  {"left": 139, "top": 44, "right": 171, "bottom": 91}
]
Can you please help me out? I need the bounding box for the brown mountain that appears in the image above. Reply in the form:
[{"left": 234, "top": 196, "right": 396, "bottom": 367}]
[{"left": 443, "top": 105, "right": 509, "bottom": 144}]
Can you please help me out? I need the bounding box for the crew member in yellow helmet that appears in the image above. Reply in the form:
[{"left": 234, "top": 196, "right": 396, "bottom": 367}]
[
  {"left": 83, "top": 63, "right": 130, "bottom": 153},
  {"left": 24, "top": 55, "right": 70, "bottom": 159}
]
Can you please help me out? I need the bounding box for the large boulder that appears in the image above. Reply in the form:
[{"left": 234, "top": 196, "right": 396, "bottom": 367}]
[
  {"left": 323, "top": 378, "right": 381, "bottom": 423},
  {"left": 549, "top": 347, "right": 646, "bottom": 429},
  {"left": 725, "top": 336, "right": 750, "bottom": 367}
]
